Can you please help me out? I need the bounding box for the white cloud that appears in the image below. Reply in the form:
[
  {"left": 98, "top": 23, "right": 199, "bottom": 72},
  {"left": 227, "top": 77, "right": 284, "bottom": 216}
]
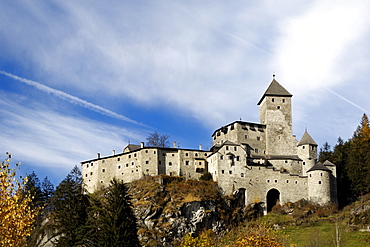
[{"left": 0, "top": 93, "right": 146, "bottom": 173}]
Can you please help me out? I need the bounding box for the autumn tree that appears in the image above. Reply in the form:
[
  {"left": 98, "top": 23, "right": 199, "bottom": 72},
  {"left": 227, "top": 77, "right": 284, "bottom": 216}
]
[
  {"left": 0, "top": 153, "right": 40, "bottom": 246},
  {"left": 146, "top": 131, "right": 170, "bottom": 147},
  {"left": 85, "top": 178, "right": 140, "bottom": 247},
  {"left": 346, "top": 114, "right": 370, "bottom": 196}
]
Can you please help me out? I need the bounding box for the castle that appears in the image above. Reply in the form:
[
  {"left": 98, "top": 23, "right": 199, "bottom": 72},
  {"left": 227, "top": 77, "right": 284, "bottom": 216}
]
[{"left": 81, "top": 77, "right": 337, "bottom": 212}]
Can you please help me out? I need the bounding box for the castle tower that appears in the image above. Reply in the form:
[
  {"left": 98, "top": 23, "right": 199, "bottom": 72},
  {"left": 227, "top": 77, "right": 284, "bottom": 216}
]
[
  {"left": 257, "top": 77, "right": 295, "bottom": 155},
  {"left": 307, "top": 162, "right": 332, "bottom": 205},
  {"left": 297, "top": 130, "right": 318, "bottom": 174}
]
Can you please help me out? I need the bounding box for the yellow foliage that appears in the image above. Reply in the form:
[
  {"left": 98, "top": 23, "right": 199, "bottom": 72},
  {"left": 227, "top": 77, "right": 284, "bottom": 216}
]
[
  {"left": 0, "top": 154, "right": 40, "bottom": 246},
  {"left": 180, "top": 230, "right": 215, "bottom": 247}
]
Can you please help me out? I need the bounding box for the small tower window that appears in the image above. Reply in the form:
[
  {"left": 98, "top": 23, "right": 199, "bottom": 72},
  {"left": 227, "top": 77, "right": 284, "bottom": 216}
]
[
  {"left": 318, "top": 181, "right": 322, "bottom": 184},
  {"left": 272, "top": 98, "right": 275, "bottom": 102},
  {"left": 277, "top": 106, "right": 281, "bottom": 109},
  {"left": 282, "top": 99, "right": 285, "bottom": 103}
]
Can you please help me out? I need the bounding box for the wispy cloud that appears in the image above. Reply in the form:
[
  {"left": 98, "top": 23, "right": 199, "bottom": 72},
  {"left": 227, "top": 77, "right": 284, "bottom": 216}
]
[
  {"left": 0, "top": 71, "right": 147, "bottom": 127},
  {"left": 0, "top": 94, "right": 146, "bottom": 181},
  {"left": 324, "top": 87, "right": 368, "bottom": 114}
]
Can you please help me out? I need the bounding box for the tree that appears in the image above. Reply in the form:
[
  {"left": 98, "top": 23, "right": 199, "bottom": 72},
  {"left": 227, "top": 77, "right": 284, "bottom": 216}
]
[
  {"left": 318, "top": 142, "right": 333, "bottom": 162},
  {"left": 85, "top": 178, "right": 140, "bottom": 247},
  {"left": 0, "top": 153, "right": 40, "bottom": 246},
  {"left": 24, "top": 171, "right": 43, "bottom": 209},
  {"left": 146, "top": 131, "right": 170, "bottom": 147},
  {"left": 51, "top": 165, "right": 89, "bottom": 246},
  {"left": 346, "top": 114, "right": 370, "bottom": 196}
]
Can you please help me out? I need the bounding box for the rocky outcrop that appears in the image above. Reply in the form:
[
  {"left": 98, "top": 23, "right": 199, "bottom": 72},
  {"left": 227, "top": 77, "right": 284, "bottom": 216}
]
[{"left": 129, "top": 176, "right": 227, "bottom": 246}]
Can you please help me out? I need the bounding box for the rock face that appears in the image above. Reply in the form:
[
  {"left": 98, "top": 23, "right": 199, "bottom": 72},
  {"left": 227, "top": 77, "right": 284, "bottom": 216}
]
[{"left": 129, "top": 176, "right": 227, "bottom": 246}]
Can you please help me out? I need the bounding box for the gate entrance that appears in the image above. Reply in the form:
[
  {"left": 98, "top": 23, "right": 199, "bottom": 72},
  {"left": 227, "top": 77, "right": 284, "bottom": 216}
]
[{"left": 266, "top": 189, "right": 280, "bottom": 212}]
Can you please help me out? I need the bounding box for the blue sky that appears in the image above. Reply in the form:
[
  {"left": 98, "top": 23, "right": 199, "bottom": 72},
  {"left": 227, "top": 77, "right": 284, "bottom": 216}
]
[{"left": 1, "top": 1, "right": 369, "bottom": 186}]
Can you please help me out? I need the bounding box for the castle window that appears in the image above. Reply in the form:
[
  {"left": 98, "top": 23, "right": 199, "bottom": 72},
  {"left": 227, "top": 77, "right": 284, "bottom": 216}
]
[
  {"left": 303, "top": 162, "right": 306, "bottom": 165},
  {"left": 118, "top": 165, "right": 121, "bottom": 169},
  {"left": 286, "top": 180, "right": 289, "bottom": 183},
  {"left": 159, "top": 161, "right": 162, "bottom": 165},
  {"left": 172, "top": 154, "right": 174, "bottom": 156},
  {"left": 234, "top": 147, "right": 237, "bottom": 151},
  {"left": 241, "top": 173, "right": 244, "bottom": 177},
  {"left": 131, "top": 162, "right": 134, "bottom": 166},
  {"left": 267, "top": 180, "right": 270, "bottom": 183},
  {"left": 85, "top": 174, "right": 88, "bottom": 177},
  {"left": 154, "top": 151, "right": 156, "bottom": 154},
  {"left": 257, "top": 136, "right": 260, "bottom": 141},
  {"left": 245, "top": 135, "right": 248, "bottom": 139},
  {"left": 236, "top": 156, "right": 240, "bottom": 161},
  {"left": 285, "top": 160, "right": 288, "bottom": 163},
  {"left": 277, "top": 106, "right": 281, "bottom": 109},
  {"left": 312, "top": 146, "right": 315, "bottom": 150},
  {"left": 195, "top": 153, "right": 198, "bottom": 157},
  {"left": 91, "top": 163, "right": 93, "bottom": 166},
  {"left": 295, "top": 181, "right": 298, "bottom": 184},
  {"left": 320, "top": 173, "right": 323, "bottom": 176},
  {"left": 204, "top": 153, "right": 207, "bottom": 156},
  {"left": 146, "top": 169, "right": 149, "bottom": 172},
  {"left": 220, "top": 155, "right": 224, "bottom": 160},
  {"left": 102, "top": 160, "right": 105, "bottom": 163},
  {"left": 226, "top": 146, "right": 229, "bottom": 150},
  {"left": 255, "top": 149, "right": 259, "bottom": 153},
  {"left": 145, "top": 150, "right": 148, "bottom": 153},
  {"left": 302, "top": 146, "right": 305, "bottom": 149},
  {"left": 102, "top": 169, "right": 105, "bottom": 172},
  {"left": 186, "top": 161, "right": 189, "bottom": 165},
  {"left": 90, "top": 172, "right": 93, "bottom": 175},
  {"left": 199, "top": 162, "right": 202, "bottom": 165},
  {"left": 169, "top": 162, "right": 172, "bottom": 166},
  {"left": 318, "top": 181, "right": 322, "bottom": 184},
  {"left": 86, "top": 164, "right": 89, "bottom": 168},
  {"left": 146, "top": 161, "right": 149, "bottom": 164},
  {"left": 274, "top": 180, "right": 278, "bottom": 183},
  {"left": 126, "top": 163, "right": 128, "bottom": 167},
  {"left": 222, "top": 170, "right": 225, "bottom": 174},
  {"left": 310, "top": 174, "right": 312, "bottom": 177},
  {"left": 129, "top": 155, "right": 131, "bottom": 158},
  {"left": 118, "top": 158, "right": 121, "bottom": 161},
  {"left": 186, "top": 153, "right": 189, "bottom": 156},
  {"left": 272, "top": 98, "right": 275, "bottom": 102},
  {"left": 134, "top": 153, "right": 137, "bottom": 157},
  {"left": 230, "top": 125, "right": 234, "bottom": 130},
  {"left": 136, "top": 169, "right": 138, "bottom": 172},
  {"left": 101, "top": 181, "right": 103, "bottom": 183},
  {"left": 229, "top": 171, "right": 232, "bottom": 174},
  {"left": 282, "top": 99, "right": 285, "bottom": 103}
]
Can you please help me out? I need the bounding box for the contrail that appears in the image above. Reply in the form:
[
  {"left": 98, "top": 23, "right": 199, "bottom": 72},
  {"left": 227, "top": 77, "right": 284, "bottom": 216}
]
[
  {"left": 225, "top": 32, "right": 271, "bottom": 56},
  {"left": 324, "top": 86, "right": 368, "bottom": 113},
  {"left": 0, "top": 71, "right": 148, "bottom": 127}
]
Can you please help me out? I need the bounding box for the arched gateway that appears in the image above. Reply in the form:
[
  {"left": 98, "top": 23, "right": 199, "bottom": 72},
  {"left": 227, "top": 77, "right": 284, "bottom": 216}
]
[{"left": 266, "top": 189, "right": 280, "bottom": 212}]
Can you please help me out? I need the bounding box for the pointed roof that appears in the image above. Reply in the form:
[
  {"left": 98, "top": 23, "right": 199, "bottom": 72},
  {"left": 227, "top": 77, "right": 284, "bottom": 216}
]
[
  {"left": 298, "top": 131, "right": 318, "bottom": 146},
  {"left": 257, "top": 78, "right": 292, "bottom": 105},
  {"left": 323, "top": 160, "right": 335, "bottom": 166},
  {"left": 307, "top": 162, "right": 332, "bottom": 173}
]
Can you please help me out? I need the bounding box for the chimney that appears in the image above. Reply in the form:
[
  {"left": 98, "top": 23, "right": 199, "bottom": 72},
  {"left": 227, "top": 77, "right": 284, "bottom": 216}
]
[
  {"left": 97, "top": 153, "right": 101, "bottom": 159},
  {"left": 173, "top": 142, "right": 177, "bottom": 148},
  {"left": 141, "top": 142, "right": 144, "bottom": 148},
  {"left": 112, "top": 150, "right": 115, "bottom": 155},
  {"left": 199, "top": 144, "right": 203, "bottom": 150}
]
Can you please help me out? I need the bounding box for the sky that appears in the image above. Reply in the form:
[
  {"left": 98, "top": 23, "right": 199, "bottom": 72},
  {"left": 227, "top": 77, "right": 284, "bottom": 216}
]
[{"left": 1, "top": 1, "right": 369, "bottom": 186}]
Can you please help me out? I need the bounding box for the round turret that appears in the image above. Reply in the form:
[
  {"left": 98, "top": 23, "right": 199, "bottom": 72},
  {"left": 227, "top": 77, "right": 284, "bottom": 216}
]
[
  {"left": 307, "top": 162, "right": 331, "bottom": 205},
  {"left": 297, "top": 130, "right": 318, "bottom": 175}
]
